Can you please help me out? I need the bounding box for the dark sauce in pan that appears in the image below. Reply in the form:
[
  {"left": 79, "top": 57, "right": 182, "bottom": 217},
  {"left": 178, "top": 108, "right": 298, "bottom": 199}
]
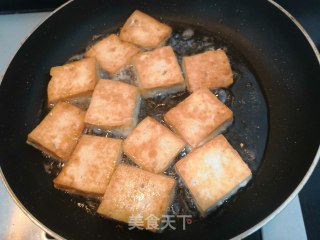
[{"left": 41, "top": 22, "right": 268, "bottom": 227}]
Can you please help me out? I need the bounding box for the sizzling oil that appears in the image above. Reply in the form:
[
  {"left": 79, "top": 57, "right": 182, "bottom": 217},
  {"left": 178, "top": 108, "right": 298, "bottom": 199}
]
[{"left": 42, "top": 23, "right": 268, "bottom": 227}]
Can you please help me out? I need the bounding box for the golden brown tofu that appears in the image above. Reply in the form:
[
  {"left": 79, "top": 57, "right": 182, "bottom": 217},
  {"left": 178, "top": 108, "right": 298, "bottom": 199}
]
[
  {"left": 164, "top": 88, "right": 233, "bottom": 148},
  {"left": 84, "top": 80, "right": 140, "bottom": 136},
  {"left": 85, "top": 34, "right": 140, "bottom": 75},
  {"left": 175, "top": 135, "right": 252, "bottom": 216},
  {"left": 132, "top": 46, "right": 185, "bottom": 97},
  {"left": 27, "top": 102, "right": 85, "bottom": 161},
  {"left": 120, "top": 10, "right": 172, "bottom": 49},
  {"left": 47, "top": 58, "right": 98, "bottom": 104},
  {"left": 53, "top": 135, "right": 122, "bottom": 196},
  {"left": 123, "top": 117, "right": 185, "bottom": 173},
  {"left": 183, "top": 49, "right": 233, "bottom": 92},
  {"left": 97, "top": 164, "right": 176, "bottom": 231}
]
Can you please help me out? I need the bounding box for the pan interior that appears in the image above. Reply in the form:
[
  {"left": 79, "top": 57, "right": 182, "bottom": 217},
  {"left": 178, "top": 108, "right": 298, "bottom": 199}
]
[{"left": 38, "top": 22, "right": 268, "bottom": 228}]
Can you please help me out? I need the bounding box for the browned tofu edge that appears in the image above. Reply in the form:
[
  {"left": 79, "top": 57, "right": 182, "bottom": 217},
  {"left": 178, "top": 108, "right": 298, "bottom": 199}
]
[
  {"left": 26, "top": 139, "right": 65, "bottom": 161},
  {"left": 85, "top": 34, "right": 141, "bottom": 75},
  {"left": 53, "top": 139, "right": 123, "bottom": 197},
  {"left": 47, "top": 58, "right": 99, "bottom": 104},
  {"left": 97, "top": 164, "right": 177, "bottom": 232},
  {"left": 163, "top": 89, "right": 234, "bottom": 148},
  {"left": 26, "top": 103, "right": 85, "bottom": 161},
  {"left": 182, "top": 50, "right": 234, "bottom": 92},
  {"left": 119, "top": 10, "right": 172, "bottom": 49},
  {"left": 174, "top": 135, "right": 252, "bottom": 216},
  {"left": 123, "top": 117, "right": 186, "bottom": 173},
  {"left": 84, "top": 93, "right": 141, "bottom": 135}
]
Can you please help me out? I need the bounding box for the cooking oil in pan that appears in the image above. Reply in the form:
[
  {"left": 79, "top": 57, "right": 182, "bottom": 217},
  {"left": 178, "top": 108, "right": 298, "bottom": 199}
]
[{"left": 41, "top": 23, "right": 268, "bottom": 227}]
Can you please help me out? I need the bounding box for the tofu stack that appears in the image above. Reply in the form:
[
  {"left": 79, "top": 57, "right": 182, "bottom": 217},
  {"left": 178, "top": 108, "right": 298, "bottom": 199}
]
[
  {"left": 27, "top": 102, "right": 85, "bottom": 161},
  {"left": 165, "top": 88, "right": 233, "bottom": 149},
  {"left": 84, "top": 80, "right": 140, "bottom": 137},
  {"left": 132, "top": 46, "right": 185, "bottom": 97},
  {"left": 123, "top": 116, "right": 185, "bottom": 173},
  {"left": 97, "top": 164, "right": 176, "bottom": 232},
  {"left": 85, "top": 34, "right": 140, "bottom": 75},
  {"left": 120, "top": 10, "right": 172, "bottom": 49},
  {"left": 183, "top": 49, "right": 234, "bottom": 92},
  {"left": 53, "top": 135, "right": 122, "bottom": 197},
  {"left": 26, "top": 9, "right": 252, "bottom": 233},
  {"left": 47, "top": 58, "right": 98, "bottom": 105},
  {"left": 175, "top": 135, "right": 252, "bottom": 216}
]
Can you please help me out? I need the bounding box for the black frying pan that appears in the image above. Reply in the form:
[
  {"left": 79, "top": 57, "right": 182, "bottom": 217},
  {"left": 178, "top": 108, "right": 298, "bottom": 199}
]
[{"left": 0, "top": 0, "right": 319, "bottom": 239}]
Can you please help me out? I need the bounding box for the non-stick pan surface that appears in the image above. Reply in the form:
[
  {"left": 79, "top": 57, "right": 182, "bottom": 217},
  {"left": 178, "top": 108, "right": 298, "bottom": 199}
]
[{"left": 0, "top": 0, "right": 319, "bottom": 239}]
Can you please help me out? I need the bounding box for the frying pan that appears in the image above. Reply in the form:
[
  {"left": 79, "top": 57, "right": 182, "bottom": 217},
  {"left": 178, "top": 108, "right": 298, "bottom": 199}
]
[{"left": 0, "top": 0, "right": 319, "bottom": 239}]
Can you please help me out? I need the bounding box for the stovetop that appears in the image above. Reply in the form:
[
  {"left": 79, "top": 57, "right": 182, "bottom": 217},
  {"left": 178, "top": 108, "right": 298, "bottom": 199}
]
[{"left": 0, "top": 1, "right": 319, "bottom": 240}]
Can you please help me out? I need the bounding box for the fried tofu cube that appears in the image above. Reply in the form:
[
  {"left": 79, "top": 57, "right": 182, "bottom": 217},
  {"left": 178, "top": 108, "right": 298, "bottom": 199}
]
[
  {"left": 123, "top": 117, "right": 185, "bottom": 173},
  {"left": 175, "top": 135, "right": 252, "bottom": 215},
  {"left": 53, "top": 135, "right": 122, "bottom": 196},
  {"left": 164, "top": 88, "right": 233, "bottom": 148},
  {"left": 183, "top": 49, "right": 233, "bottom": 92},
  {"left": 97, "top": 164, "right": 176, "bottom": 231},
  {"left": 120, "top": 10, "right": 172, "bottom": 49},
  {"left": 27, "top": 102, "right": 85, "bottom": 161},
  {"left": 84, "top": 80, "right": 140, "bottom": 136},
  {"left": 47, "top": 58, "right": 98, "bottom": 104},
  {"left": 85, "top": 34, "right": 140, "bottom": 75},
  {"left": 132, "top": 46, "right": 185, "bottom": 97}
]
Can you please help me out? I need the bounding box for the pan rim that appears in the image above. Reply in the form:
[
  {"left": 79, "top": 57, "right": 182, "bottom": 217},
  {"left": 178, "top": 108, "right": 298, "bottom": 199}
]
[
  {"left": 234, "top": 0, "right": 320, "bottom": 238},
  {"left": 235, "top": 2, "right": 320, "bottom": 238},
  {"left": 0, "top": 2, "right": 73, "bottom": 239},
  {"left": 0, "top": 0, "right": 319, "bottom": 239},
  {"left": 268, "top": 0, "right": 320, "bottom": 65}
]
